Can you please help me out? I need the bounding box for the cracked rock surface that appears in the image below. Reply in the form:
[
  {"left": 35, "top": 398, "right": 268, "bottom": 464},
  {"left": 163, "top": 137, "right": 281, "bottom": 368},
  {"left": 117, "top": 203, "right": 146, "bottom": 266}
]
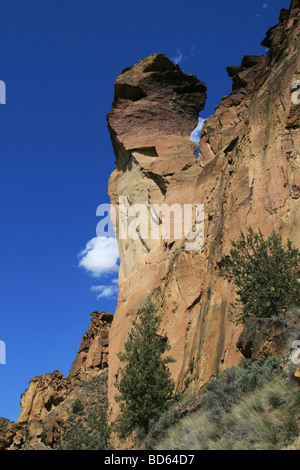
[{"left": 107, "top": 2, "right": 300, "bottom": 422}]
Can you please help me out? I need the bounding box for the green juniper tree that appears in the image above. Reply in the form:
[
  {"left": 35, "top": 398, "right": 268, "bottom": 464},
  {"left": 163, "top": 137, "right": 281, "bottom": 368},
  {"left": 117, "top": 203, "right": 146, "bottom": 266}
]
[
  {"left": 58, "top": 400, "right": 112, "bottom": 450},
  {"left": 115, "top": 300, "right": 175, "bottom": 440},
  {"left": 220, "top": 227, "right": 300, "bottom": 324}
]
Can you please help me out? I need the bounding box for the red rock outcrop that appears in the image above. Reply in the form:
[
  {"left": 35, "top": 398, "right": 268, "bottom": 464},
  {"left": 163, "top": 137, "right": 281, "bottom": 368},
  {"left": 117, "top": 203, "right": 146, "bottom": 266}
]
[
  {"left": 17, "top": 311, "right": 112, "bottom": 426},
  {"left": 1, "top": 1, "right": 299, "bottom": 451},
  {"left": 17, "top": 370, "right": 74, "bottom": 425},
  {"left": 69, "top": 311, "right": 112, "bottom": 380},
  {"left": 0, "top": 311, "right": 112, "bottom": 449},
  {"left": 107, "top": 0, "right": 300, "bottom": 423}
]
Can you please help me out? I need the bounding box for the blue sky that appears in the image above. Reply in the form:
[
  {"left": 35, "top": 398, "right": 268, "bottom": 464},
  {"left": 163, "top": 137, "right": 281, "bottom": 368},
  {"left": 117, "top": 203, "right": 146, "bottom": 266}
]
[{"left": 0, "top": 0, "right": 290, "bottom": 422}]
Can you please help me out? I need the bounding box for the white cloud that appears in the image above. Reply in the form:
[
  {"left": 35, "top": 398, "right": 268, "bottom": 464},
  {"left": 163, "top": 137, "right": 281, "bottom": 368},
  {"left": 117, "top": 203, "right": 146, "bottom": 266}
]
[
  {"left": 257, "top": 3, "right": 270, "bottom": 17},
  {"left": 90, "top": 279, "right": 119, "bottom": 299},
  {"left": 172, "top": 50, "right": 183, "bottom": 65},
  {"left": 190, "top": 116, "right": 207, "bottom": 145},
  {"left": 78, "top": 236, "right": 119, "bottom": 278}
]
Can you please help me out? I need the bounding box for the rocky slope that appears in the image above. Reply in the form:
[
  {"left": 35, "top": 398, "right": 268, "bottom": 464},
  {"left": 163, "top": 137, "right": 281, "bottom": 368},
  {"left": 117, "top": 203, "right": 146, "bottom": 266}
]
[
  {"left": 107, "top": 0, "right": 300, "bottom": 423},
  {"left": 0, "top": 311, "right": 112, "bottom": 450}
]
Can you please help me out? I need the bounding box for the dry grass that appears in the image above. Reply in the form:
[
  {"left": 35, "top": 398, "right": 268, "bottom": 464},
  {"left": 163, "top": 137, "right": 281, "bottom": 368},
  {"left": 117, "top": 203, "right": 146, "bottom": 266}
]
[{"left": 156, "top": 376, "right": 299, "bottom": 450}]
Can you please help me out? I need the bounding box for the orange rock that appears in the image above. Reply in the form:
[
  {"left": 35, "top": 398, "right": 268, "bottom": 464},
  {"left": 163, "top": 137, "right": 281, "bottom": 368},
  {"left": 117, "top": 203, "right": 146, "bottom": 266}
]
[
  {"left": 17, "top": 311, "right": 112, "bottom": 426},
  {"left": 107, "top": 1, "right": 300, "bottom": 424},
  {"left": 69, "top": 311, "right": 113, "bottom": 380}
]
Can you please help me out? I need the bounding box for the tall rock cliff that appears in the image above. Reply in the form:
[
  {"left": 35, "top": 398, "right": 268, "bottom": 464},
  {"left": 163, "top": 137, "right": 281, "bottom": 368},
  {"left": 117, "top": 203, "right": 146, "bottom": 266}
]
[{"left": 107, "top": 0, "right": 300, "bottom": 421}]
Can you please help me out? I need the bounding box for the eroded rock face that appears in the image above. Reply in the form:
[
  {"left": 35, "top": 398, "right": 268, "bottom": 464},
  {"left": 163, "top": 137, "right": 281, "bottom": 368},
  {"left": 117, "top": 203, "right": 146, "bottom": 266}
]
[
  {"left": 17, "top": 370, "right": 74, "bottom": 425},
  {"left": 0, "top": 418, "right": 25, "bottom": 450},
  {"left": 108, "top": 53, "right": 206, "bottom": 161},
  {"left": 107, "top": 1, "right": 300, "bottom": 422},
  {"left": 237, "top": 318, "right": 290, "bottom": 359},
  {"left": 69, "top": 311, "right": 113, "bottom": 380},
  {"left": 17, "top": 311, "right": 112, "bottom": 428},
  {"left": 0, "top": 311, "right": 112, "bottom": 450}
]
